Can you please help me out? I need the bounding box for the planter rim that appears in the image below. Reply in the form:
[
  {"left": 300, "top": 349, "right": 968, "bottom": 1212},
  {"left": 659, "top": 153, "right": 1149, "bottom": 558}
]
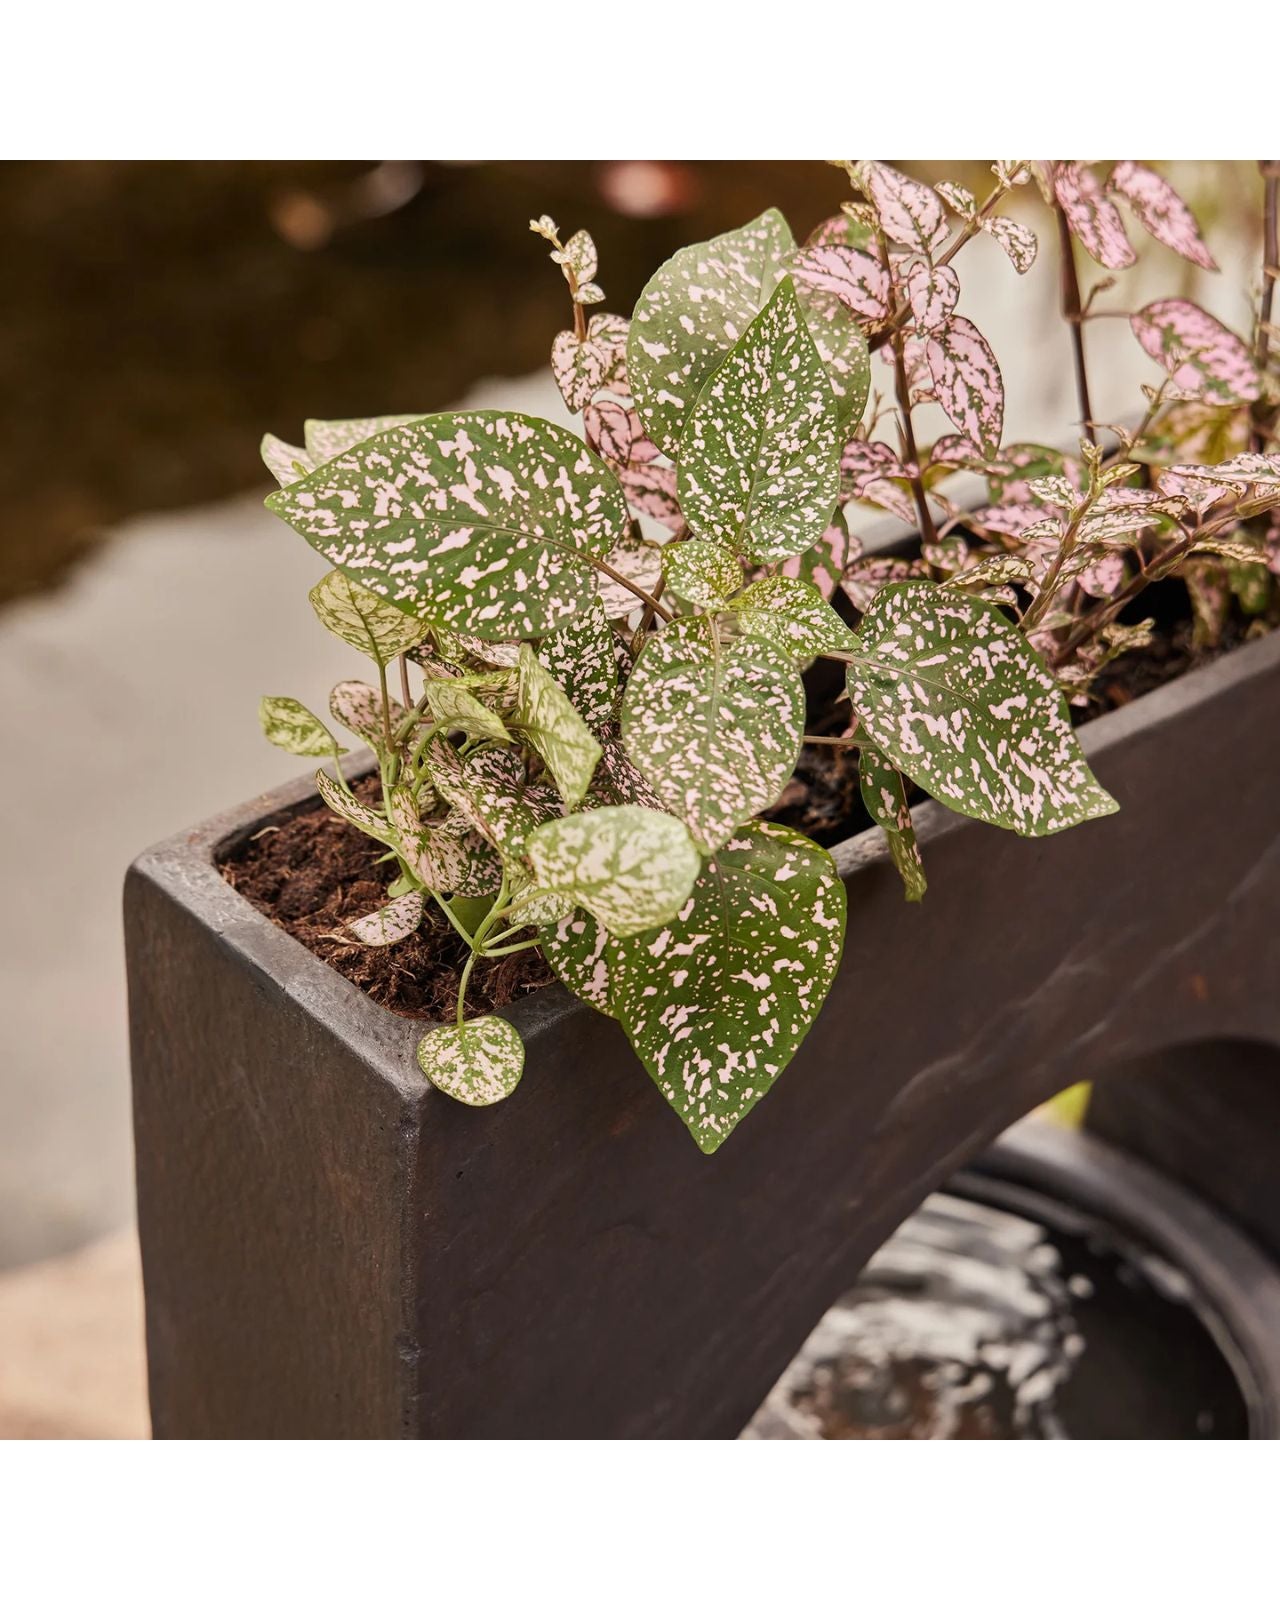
[{"left": 129, "top": 623, "right": 1280, "bottom": 1111}]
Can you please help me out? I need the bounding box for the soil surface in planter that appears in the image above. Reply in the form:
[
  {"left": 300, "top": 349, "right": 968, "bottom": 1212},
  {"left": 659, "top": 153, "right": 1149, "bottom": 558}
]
[
  {"left": 223, "top": 586, "right": 1265, "bottom": 1025},
  {"left": 223, "top": 749, "right": 872, "bottom": 1022}
]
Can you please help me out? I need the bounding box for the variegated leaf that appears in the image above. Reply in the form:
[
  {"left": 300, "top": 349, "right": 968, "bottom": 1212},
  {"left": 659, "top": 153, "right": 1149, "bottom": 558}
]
[
  {"left": 806, "top": 212, "right": 877, "bottom": 251},
  {"left": 267, "top": 410, "right": 628, "bottom": 639},
  {"left": 516, "top": 644, "right": 601, "bottom": 808},
  {"left": 661, "top": 540, "right": 742, "bottom": 607},
  {"left": 1109, "top": 162, "right": 1217, "bottom": 272},
  {"left": 347, "top": 892, "right": 425, "bottom": 947},
  {"left": 584, "top": 400, "right": 659, "bottom": 466},
  {"left": 308, "top": 570, "right": 432, "bottom": 667},
  {"left": 840, "top": 439, "right": 917, "bottom": 523},
  {"left": 543, "top": 908, "right": 616, "bottom": 1016},
  {"left": 776, "top": 520, "right": 853, "bottom": 600},
  {"left": 1198, "top": 538, "right": 1273, "bottom": 565},
  {"left": 982, "top": 215, "right": 1038, "bottom": 274},
  {"left": 788, "top": 245, "right": 891, "bottom": 323},
  {"left": 557, "top": 229, "right": 598, "bottom": 285},
  {"left": 1130, "top": 300, "right": 1260, "bottom": 405},
  {"left": 315, "top": 768, "right": 394, "bottom": 845},
  {"left": 329, "top": 681, "right": 405, "bottom": 756},
  {"left": 619, "top": 461, "right": 686, "bottom": 535},
  {"left": 1184, "top": 559, "right": 1231, "bottom": 648},
  {"left": 925, "top": 316, "right": 1004, "bottom": 458},
  {"left": 729, "top": 575, "right": 858, "bottom": 660},
  {"left": 442, "top": 746, "right": 561, "bottom": 858},
  {"left": 621, "top": 616, "right": 803, "bottom": 853},
  {"left": 935, "top": 181, "right": 977, "bottom": 221},
  {"left": 261, "top": 433, "right": 315, "bottom": 488},
  {"left": 628, "top": 208, "right": 794, "bottom": 459},
  {"left": 304, "top": 415, "right": 423, "bottom": 465},
  {"left": 1053, "top": 163, "right": 1136, "bottom": 270},
  {"left": 858, "top": 744, "right": 926, "bottom": 903},
  {"left": 905, "top": 262, "right": 960, "bottom": 332},
  {"left": 942, "top": 553, "right": 1035, "bottom": 591},
  {"left": 846, "top": 582, "right": 1118, "bottom": 836},
  {"left": 861, "top": 162, "right": 947, "bottom": 253},
  {"left": 259, "top": 696, "right": 342, "bottom": 759},
  {"left": 587, "top": 733, "right": 664, "bottom": 810},
  {"left": 841, "top": 554, "right": 917, "bottom": 613},
  {"left": 423, "top": 678, "right": 510, "bottom": 744},
  {"left": 527, "top": 806, "right": 701, "bottom": 939},
  {"left": 551, "top": 313, "right": 629, "bottom": 412},
  {"left": 504, "top": 869, "right": 575, "bottom": 931},
  {"left": 793, "top": 284, "right": 872, "bottom": 428},
  {"left": 417, "top": 1016, "right": 523, "bottom": 1107},
  {"left": 1168, "top": 454, "right": 1280, "bottom": 490},
  {"left": 537, "top": 598, "right": 620, "bottom": 732},
  {"left": 677, "top": 278, "right": 841, "bottom": 562},
  {"left": 612, "top": 821, "right": 846, "bottom": 1153},
  {"left": 595, "top": 541, "right": 664, "bottom": 619}
]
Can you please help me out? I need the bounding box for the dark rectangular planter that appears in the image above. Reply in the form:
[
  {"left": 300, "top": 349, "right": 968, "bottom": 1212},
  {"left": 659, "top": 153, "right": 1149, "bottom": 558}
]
[{"left": 127, "top": 626, "right": 1280, "bottom": 1438}]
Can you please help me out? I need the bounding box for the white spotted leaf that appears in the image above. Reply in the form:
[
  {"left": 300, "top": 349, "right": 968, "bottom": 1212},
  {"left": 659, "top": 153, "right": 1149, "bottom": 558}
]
[
  {"left": 315, "top": 769, "right": 394, "bottom": 845},
  {"left": 417, "top": 1016, "right": 524, "bottom": 1107},
  {"left": 628, "top": 209, "right": 794, "bottom": 459},
  {"left": 621, "top": 616, "right": 804, "bottom": 853},
  {"left": 537, "top": 599, "right": 620, "bottom": 732},
  {"left": 676, "top": 278, "right": 841, "bottom": 562},
  {"left": 267, "top": 410, "right": 629, "bottom": 640},
  {"left": 527, "top": 805, "right": 701, "bottom": 939},
  {"left": 661, "top": 541, "right": 742, "bottom": 608},
  {"left": 612, "top": 821, "right": 846, "bottom": 1153},
  {"left": 328, "top": 681, "right": 403, "bottom": 755},
  {"left": 259, "top": 696, "right": 343, "bottom": 759},
  {"left": 543, "top": 909, "right": 616, "bottom": 1016},
  {"left": 594, "top": 540, "right": 664, "bottom": 620},
  {"left": 728, "top": 575, "right": 858, "bottom": 660},
  {"left": 858, "top": 745, "right": 926, "bottom": 903},
  {"left": 347, "top": 892, "right": 425, "bottom": 947},
  {"left": 516, "top": 645, "right": 602, "bottom": 808},
  {"left": 846, "top": 583, "right": 1117, "bottom": 837},
  {"left": 308, "top": 571, "right": 431, "bottom": 667},
  {"left": 304, "top": 415, "right": 424, "bottom": 465},
  {"left": 423, "top": 678, "right": 510, "bottom": 744},
  {"left": 261, "top": 434, "right": 315, "bottom": 488}
]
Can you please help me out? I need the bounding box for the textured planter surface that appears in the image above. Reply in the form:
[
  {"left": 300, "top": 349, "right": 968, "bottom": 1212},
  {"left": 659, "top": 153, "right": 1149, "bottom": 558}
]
[{"left": 128, "top": 628, "right": 1280, "bottom": 1438}]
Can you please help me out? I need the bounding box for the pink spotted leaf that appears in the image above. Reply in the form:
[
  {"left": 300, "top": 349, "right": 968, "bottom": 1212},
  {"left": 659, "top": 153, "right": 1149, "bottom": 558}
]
[
  {"left": 551, "top": 313, "right": 629, "bottom": 412},
  {"left": 1109, "top": 162, "right": 1217, "bottom": 272},
  {"left": 925, "top": 316, "right": 1005, "bottom": 458},
  {"left": 1054, "top": 163, "right": 1136, "bottom": 270},
  {"left": 982, "top": 215, "right": 1038, "bottom": 274},
  {"left": 905, "top": 262, "right": 960, "bottom": 332},
  {"left": 861, "top": 162, "right": 948, "bottom": 253},
  {"left": 789, "top": 245, "right": 891, "bottom": 323},
  {"left": 1130, "top": 300, "right": 1260, "bottom": 406}
]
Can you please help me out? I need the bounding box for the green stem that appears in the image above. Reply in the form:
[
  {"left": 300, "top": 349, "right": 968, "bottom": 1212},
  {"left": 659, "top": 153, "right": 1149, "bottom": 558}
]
[{"left": 481, "top": 936, "right": 542, "bottom": 958}]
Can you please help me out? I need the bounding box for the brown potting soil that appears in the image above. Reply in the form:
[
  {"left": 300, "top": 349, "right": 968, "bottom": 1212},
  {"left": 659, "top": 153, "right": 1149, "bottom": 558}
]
[{"left": 222, "top": 609, "right": 1261, "bottom": 1025}]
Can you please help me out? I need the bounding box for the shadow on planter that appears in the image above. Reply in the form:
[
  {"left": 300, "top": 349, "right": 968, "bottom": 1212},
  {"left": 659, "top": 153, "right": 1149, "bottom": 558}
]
[{"left": 126, "top": 626, "right": 1280, "bottom": 1438}]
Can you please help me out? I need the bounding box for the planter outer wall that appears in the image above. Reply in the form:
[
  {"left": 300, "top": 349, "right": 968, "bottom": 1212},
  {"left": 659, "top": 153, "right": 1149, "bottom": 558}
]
[{"left": 126, "top": 630, "right": 1280, "bottom": 1438}]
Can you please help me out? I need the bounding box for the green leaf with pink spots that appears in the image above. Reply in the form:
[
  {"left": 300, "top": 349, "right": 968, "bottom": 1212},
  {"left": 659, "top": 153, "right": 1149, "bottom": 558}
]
[
  {"left": 417, "top": 1016, "right": 524, "bottom": 1107},
  {"left": 266, "top": 410, "right": 630, "bottom": 640},
  {"left": 676, "top": 279, "right": 841, "bottom": 562},
  {"left": 611, "top": 821, "right": 846, "bottom": 1153},
  {"left": 845, "top": 583, "right": 1117, "bottom": 837}
]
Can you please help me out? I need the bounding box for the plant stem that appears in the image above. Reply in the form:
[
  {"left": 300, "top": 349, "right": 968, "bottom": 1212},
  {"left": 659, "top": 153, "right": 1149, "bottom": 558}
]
[
  {"left": 1054, "top": 201, "right": 1097, "bottom": 447},
  {"left": 377, "top": 660, "right": 394, "bottom": 751},
  {"left": 1251, "top": 160, "right": 1278, "bottom": 453},
  {"left": 877, "top": 234, "right": 936, "bottom": 546},
  {"left": 481, "top": 936, "right": 542, "bottom": 958},
  {"left": 805, "top": 733, "right": 865, "bottom": 749},
  {"left": 398, "top": 652, "right": 412, "bottom": 714}
]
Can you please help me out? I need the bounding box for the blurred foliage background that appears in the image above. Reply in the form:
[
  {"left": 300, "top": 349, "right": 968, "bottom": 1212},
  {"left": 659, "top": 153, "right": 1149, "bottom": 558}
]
[{"left": 0, "top": 160, "right": 1263, "bottom": 608}]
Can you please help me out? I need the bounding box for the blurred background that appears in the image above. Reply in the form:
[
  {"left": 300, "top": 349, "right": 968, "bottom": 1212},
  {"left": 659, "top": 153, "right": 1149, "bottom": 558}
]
[{"left": 0, "top": 160, "right": 1267, "bottom": 1436}]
